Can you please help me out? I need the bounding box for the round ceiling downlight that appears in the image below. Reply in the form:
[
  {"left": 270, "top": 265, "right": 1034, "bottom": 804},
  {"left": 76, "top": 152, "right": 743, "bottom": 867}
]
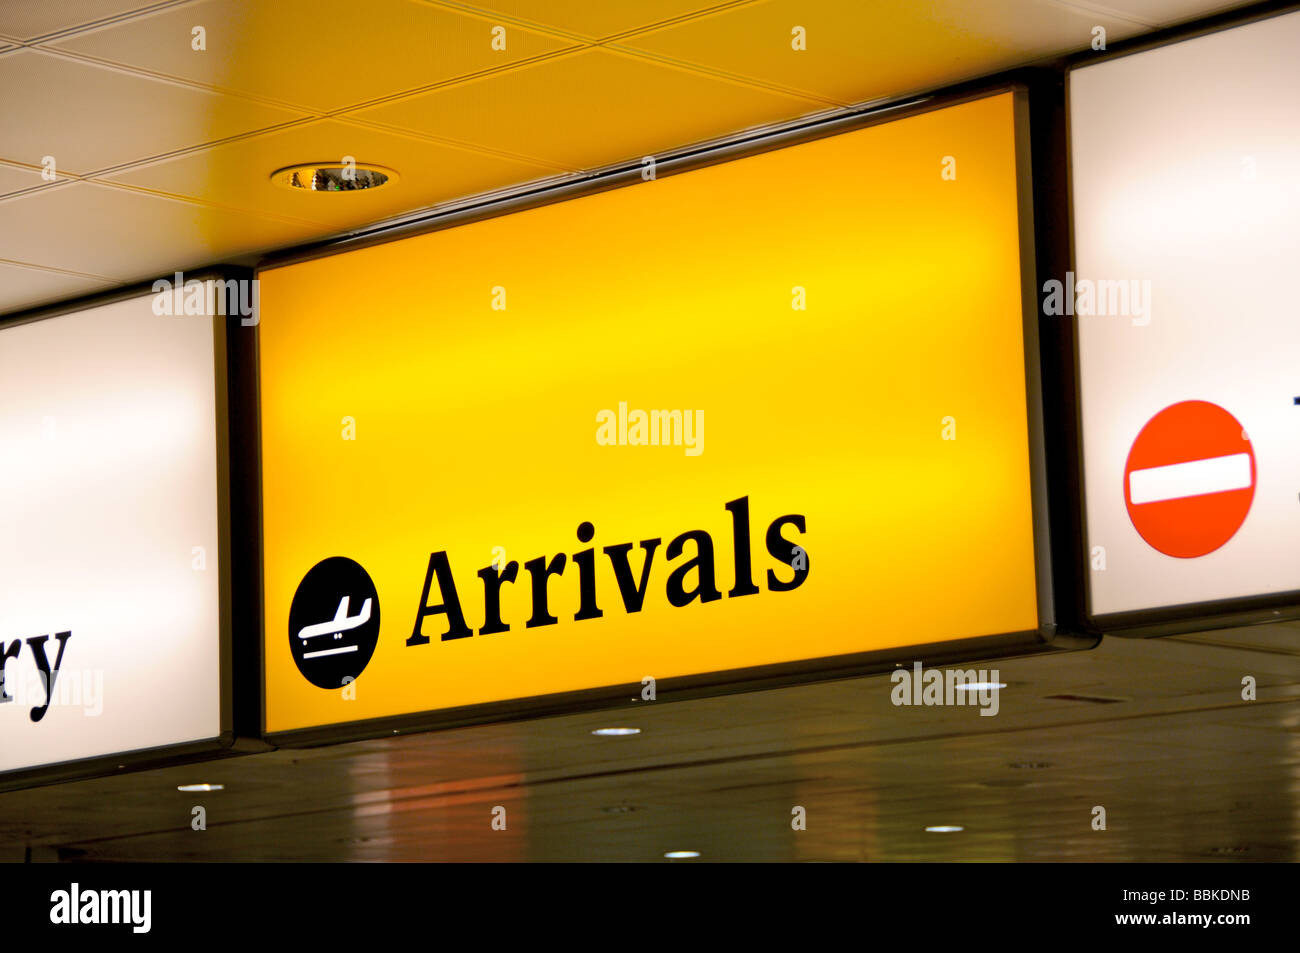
[{"left": 271, "top": 163, "right": 397, "bottom": 192}]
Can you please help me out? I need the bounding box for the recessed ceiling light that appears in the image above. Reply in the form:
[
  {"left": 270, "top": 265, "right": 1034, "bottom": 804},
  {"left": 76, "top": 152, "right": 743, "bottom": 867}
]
[
  {"left": 176, "top": 783, "right": 223, "bottom": 792},
  {"left": 271, "top": 163, "right": 397, "bottom": 192},
  {"left": 925, "top": 825, "right": 964, "bottom": 833},
  {"left": 664, "top": 850, "right": 701, "bottom": 859},
  {"left": 591, "top": 727, "right": 640, "bottom": 736},
  {"left": 952, "top": 682, "right": 1006, "bottom": 692}
]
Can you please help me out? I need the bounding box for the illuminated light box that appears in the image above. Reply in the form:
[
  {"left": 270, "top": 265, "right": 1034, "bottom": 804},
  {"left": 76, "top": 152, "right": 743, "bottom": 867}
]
[
  {"left": 257, "top": 89, "right": 1054, "bottom": 738},
  {"left": 1070, "top": 10, "right": 1300, "bottom": 622},
  {"left": 0, "top": 281, "right": 231, "bottom": 781}
]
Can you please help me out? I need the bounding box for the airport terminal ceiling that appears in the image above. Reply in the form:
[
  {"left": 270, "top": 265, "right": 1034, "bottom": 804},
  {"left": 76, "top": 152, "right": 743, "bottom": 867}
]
[{"left": 0, "top": 0, "right": 1260, "bottom": 314}]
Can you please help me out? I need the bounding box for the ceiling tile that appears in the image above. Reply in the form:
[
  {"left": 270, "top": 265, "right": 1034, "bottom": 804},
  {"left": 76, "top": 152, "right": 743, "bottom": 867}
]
[
  {"left": 353, "top": 47, "right": 822, "bottom": 170},
  {"left": 102, "top": 118, "right": 558, "bottom": 228},
  {"left": 444, "top": 0, "right": 738, "bottom": 39},
  {"left": 0, "top": 162, "right": 46, "bottom": 197},
  {"left": 0, "top": 262, "right": 115, "bottom": 316},
  {"left": 620, "top": 0, "right": 1150, "bottom": 106},
  {"left": 0, "top": 0, "right": 165, "bottom": 41},
  {"left": 49, "top": 0, "right": 579, "bottom": 113},
  {"left": 0, "top": 49, "right": 304, "bottom": 175},
  {"left": 0, "top": 181, "right": 322, "bottom": 281}
]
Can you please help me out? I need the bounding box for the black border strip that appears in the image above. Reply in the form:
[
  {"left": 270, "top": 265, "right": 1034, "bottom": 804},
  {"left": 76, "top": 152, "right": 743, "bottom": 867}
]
[
  {"left": 1063, "top": 0, "right": 1300, "bottom": 636},
  {"left": 223, "top": 275, "right": 268, "bottom": 746},
  {"left": 0, "top": 270, "right": 248, "bottom": 793},
  {"left": 257, "top": 82, "right": 1091, "bottom": 748}
]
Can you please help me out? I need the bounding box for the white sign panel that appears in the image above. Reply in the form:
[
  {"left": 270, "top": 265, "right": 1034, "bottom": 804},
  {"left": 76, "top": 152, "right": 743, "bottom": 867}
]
[
  {"left": 0, "top": 287, "right": 225, "bottom": 773},
  {"left": 1070, "top": 11, "right": 1300, "bottom": 617}
]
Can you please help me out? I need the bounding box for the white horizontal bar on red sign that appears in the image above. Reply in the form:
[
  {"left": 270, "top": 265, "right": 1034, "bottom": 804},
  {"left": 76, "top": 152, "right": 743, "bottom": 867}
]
[{"left": 1128, "top": 452, "right": 1253, "bottom": 505}]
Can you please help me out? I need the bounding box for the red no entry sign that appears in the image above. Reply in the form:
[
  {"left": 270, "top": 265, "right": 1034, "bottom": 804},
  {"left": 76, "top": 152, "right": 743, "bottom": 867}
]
[{"left": 1123, "top": 400, "right": 1255, "bottom": 558}]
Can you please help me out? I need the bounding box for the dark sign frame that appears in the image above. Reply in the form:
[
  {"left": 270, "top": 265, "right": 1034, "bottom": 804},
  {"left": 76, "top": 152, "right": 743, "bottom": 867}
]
[
  {"left": 0, "top": 270, "right": 247, "bottom": 792},
  {"left": 1063, "top": 1, "right": 1300, "bottom": 637},
  {"left": 253, "top": 82, "right": 1089, "bottom": 748}
]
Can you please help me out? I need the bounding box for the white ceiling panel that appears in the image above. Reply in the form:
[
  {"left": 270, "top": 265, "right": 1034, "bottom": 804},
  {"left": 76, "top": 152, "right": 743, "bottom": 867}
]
[{"left": 0, "top": 48, "right": 304, "bottom": 175}]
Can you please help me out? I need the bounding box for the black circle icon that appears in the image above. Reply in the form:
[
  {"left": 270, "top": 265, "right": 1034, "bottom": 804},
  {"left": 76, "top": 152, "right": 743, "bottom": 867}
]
[{"left": 288, "top": 557, "right": 381, "bottom": 689}]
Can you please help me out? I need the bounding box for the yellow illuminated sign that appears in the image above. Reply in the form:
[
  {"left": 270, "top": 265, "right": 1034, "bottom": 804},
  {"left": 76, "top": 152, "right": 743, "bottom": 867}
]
[{"left": 259, "top": 90, "right": 1041, "bottom": 735}]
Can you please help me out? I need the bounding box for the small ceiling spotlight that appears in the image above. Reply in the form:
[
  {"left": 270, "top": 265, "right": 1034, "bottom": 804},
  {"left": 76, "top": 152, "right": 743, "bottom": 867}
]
[
  {"left": 271, "top": 163, "right": 397, "bottom": 192},
  {"left": 176, "top": 783, "right": 224, "bottom": 792},
  {"left": 591, "top": 727, "right": 641, "bottom": 737},
  {"left": 924, "top": 825, "right": 964, "bottom": 833},
  {"left": 664, "top": 850, "right": 701, "bottom": 859}
]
